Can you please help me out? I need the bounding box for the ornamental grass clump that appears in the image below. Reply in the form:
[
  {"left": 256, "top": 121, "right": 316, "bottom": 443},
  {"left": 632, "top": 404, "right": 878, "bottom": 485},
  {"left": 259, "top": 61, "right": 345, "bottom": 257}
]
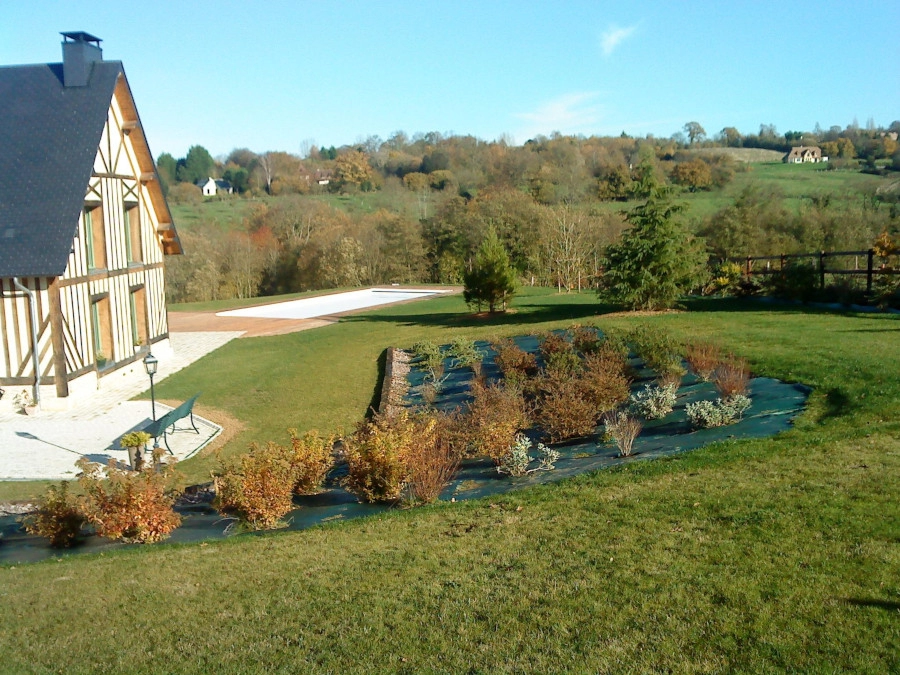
[
  {"left": 629, "top": 382, "right": 678, "bottom": 420},
  {"left": 404, "top": 413, "right": 462, "bottom": 505},
  {"left": 214, "top": 440, "right": 297, "bottom": 530},
  {"left": 24, "top": 481, "right": 85, "bottom": 548},
  {"left": 465, "top": 380, "right": 529, "bottom": 463},
  {"left": 497, "top": 433, "right": 560, "bottom": 477},
  {"left": 603, "top": 411, "right": 642, "bottom": 457},
  {"left": 411, "top": 340, "right": 445, "bottom": 380},
  {"left": 685, "top": 341, "right": 722, "bottom": 382},
  {"left": 686, "top": 395, "right": 752, "bottom": 429},
  {"left": 343, "top": 410, "right": 417, "bottom": 503},
  {"left": 289, "top": 430, "right": 335, "bottom": 495},
  {"left": 76, "top": 454, "right": 182, "bottom": 544},
  {"left": 715, "top": 356, "right": 751, "bottom": 399}
]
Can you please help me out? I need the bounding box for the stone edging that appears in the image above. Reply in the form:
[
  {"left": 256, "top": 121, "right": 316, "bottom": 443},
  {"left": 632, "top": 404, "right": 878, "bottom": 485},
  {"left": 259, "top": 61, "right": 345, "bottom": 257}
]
[{"left": 378, "top": 347, "right": 410, "bottom": 416}]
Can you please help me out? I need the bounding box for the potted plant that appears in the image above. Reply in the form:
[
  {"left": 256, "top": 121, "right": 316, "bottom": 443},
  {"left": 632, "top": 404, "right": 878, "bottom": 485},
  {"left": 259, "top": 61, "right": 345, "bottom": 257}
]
[
  {"left": 120, "top": 431, "right": 152, "bottom": 471},
  {"left": 13, "top": 389, "right": 37, "bottom": 415},
  {"left": 96, "top": 352, "right": 108, "bottom": 369}
]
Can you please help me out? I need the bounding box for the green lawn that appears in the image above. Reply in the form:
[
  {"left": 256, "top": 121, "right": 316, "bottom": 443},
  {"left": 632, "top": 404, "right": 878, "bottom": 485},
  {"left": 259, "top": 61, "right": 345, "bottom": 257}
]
[{"left": 1, "top": 289, "right": 898, "bottom": 672}]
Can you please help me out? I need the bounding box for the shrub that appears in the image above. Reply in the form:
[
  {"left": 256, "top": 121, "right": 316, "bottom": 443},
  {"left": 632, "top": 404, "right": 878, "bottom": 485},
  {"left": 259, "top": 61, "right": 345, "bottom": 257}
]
[
  {"left": 715, "top": 357, "right": 750, "bottom": 398},
  {"left": 532, "top": 373, "right": 599, "bottom": 442},
  {"left": 24, "top": 481, "right": 85, "bottom": 548},
  {"left": 628, "top": 324, "right": 684, "bottom": 378},
  {"left": 603, "top": 411, "right": 642, "bottom": 457},
  {"left": 539, "top": 332, "right": 581, "bottom": 377},
  {"left": 686, "top": 395, "right": 752, "bottom": 428},
  {"left": 449, "top": 337, "right": 486, "bottom": 375},
  {"left": 77, "top": 455, "right": 182, "bottom": 544},
  {"left": 686, "top": 341, "right": 721, "bottom": 382},
  {"left": 629, "top": 383, "right": 678, "bottom": 420},
  {"left": 466, "top": 381, "right": 529, "bottom": 463},
  {"left": 343, "top": 410, "right": 416, "bottom": 503},
  {"left": 214, "top": 440, "right": 297, "bottom": 530},
  {"left": 289, "top": 430, "right": 335, "bottom": 495},
  {"left": 571, "top": 325, "right": 601, "bottom": 355},
  {"left": 765, "top": 260, "right": 819, "bottom": 302},
  {"left": 405, "top": 413, "right": 461, "bottom": 505},
  {"left": 492, "top": 338, "right": 538, "bottom": 384},
  {"left": 581, "top": 352, "right": 632, "bottom": 412},
  {"left": 463, "top": 226, "right": 517, "bottom": 312},
  {"left": 497, "top": 434, "right": 560, "bottom": 477}
]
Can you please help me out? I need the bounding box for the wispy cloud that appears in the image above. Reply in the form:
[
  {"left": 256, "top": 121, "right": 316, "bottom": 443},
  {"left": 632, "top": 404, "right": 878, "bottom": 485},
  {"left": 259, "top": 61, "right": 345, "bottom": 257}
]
[
  {"left": 601, "top": 24, "right": 637, "bottom": 56},
  {"left": 514, "top": 92, "right": 603, "bottom": 141}
]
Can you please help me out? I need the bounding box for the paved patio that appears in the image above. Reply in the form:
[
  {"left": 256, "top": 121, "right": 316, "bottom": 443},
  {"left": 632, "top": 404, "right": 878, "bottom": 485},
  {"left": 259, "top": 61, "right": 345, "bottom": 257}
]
[{"left": 0, "top": 332, "right": 242, "bottom": 481}]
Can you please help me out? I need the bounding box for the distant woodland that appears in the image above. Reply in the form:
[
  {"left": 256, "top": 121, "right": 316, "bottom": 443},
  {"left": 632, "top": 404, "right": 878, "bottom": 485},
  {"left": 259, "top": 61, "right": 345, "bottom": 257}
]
[{"left": 159, "top": 121, "right": 900, "bottom": 303}]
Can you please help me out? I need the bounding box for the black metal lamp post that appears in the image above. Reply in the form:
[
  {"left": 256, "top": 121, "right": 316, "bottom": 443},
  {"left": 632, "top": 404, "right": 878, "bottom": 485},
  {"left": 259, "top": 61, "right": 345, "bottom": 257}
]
[{"left": 143, "top": 352, "right": 159, "bottom": 450}]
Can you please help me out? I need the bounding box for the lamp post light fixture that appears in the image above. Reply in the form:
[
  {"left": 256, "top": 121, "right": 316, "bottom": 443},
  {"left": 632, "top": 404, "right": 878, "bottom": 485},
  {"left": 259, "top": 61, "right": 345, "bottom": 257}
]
[{"left": 143, "top": 352, "right": 159, "bottom": 451}]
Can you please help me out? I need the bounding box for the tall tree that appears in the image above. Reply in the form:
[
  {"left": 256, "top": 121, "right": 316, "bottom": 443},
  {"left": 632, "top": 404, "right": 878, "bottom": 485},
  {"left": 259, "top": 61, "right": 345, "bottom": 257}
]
[
  {"left": 684, "top": 122, "right": 706, "bottom": 145},
  {"left": 600, "top": 187, "right": 708, "bottom": 310},
  {"left": 463, "top": 227, "right": 517, "bottom": 313},
  {"left": 176, "top": 145, "right": 215, "bottom": 184}
]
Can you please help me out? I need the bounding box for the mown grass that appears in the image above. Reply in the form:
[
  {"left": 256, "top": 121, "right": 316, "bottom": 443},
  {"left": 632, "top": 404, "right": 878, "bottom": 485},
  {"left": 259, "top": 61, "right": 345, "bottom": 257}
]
[{"left": 1, "top": 290, "right": 898, "bottom": 673}]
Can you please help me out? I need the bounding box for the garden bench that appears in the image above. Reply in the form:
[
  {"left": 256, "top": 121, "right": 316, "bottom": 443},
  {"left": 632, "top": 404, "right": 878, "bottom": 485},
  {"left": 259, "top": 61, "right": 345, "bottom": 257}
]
[{"left": 142, "top": 393, "right": 202, "bottom": 454}]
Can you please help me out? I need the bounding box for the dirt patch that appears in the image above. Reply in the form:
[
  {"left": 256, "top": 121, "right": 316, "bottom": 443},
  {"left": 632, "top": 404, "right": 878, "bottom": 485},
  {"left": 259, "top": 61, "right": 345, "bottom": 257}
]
[
  {"left": 157, "top": 399, "right": 245, "bottom": 458},
  {"left": 168, "top": 312, "right": 336, "bottom": 338}
]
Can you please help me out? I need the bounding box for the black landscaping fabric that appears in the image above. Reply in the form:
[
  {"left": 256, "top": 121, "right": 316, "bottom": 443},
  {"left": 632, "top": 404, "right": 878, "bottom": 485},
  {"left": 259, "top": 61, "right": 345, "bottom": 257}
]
[{"left": 0, "top": 332, "right": 809, "bottom": 563}]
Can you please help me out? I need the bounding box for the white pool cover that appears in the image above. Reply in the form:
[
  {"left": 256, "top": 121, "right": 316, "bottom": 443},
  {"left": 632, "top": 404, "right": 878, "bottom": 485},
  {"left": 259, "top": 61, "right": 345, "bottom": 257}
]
[{"left": 215, "top": 287, "right": 448, "bottom": 320}]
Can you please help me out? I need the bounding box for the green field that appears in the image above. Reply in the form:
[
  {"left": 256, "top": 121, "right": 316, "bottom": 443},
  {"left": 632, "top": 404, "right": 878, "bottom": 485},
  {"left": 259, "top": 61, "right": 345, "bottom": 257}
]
[{"left": 1, "top": 289, "right": 898, "bottom": 672}]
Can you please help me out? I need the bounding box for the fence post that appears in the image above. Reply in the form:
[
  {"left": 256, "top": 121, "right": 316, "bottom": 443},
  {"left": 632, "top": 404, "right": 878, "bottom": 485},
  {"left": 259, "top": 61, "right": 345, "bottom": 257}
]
[
  {"left": 866, "top": 248, "right": 874, "bottom": 294},
  {"left": 819, "top": 251, "right": 826, "bottom": 290},
  {"left": 745, "top": 255, "right": 752, "bottom": 277}
]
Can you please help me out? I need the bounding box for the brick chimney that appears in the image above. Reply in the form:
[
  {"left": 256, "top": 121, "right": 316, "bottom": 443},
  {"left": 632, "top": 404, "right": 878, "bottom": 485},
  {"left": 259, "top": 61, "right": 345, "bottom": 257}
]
[{"left": 60, "top": 31, "right": 103, "bottom": 87}]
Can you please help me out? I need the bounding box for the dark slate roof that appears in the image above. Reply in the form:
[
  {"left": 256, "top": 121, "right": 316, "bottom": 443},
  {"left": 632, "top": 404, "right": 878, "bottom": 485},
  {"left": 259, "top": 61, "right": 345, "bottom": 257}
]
[{"left": 0, "top": 60, "right": 122, "bottom": 277}]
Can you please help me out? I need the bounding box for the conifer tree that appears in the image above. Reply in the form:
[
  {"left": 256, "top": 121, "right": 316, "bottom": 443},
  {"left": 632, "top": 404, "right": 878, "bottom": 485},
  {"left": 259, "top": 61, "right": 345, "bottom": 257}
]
[{"left": 463, "top": 227, "right": 517, "bottom": 312}]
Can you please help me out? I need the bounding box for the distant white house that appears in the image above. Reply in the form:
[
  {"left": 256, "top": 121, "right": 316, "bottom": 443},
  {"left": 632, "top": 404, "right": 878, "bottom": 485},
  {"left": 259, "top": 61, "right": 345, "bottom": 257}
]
[
  {"left": 784, "top": 146, "right": 828, "bottom": 163},
  {"left": 196, "top": 177, "right": 233, "bottom": 196}
]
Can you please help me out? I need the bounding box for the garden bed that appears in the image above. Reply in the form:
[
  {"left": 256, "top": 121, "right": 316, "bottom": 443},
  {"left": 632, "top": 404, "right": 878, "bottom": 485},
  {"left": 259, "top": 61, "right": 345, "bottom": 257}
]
[{"left": 0, "top": 330, "right": 809, "bottom": 564}]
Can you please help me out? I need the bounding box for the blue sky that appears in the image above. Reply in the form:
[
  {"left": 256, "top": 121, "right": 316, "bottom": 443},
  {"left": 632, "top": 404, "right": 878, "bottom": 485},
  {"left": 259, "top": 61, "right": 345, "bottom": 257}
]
[{"left": 2, "top": 1, "right": 898, "bottom": 159}]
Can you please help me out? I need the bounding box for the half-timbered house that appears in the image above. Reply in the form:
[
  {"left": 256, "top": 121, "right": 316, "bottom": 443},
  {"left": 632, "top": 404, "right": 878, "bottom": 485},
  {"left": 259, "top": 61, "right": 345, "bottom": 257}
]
[{"left": 0, "top": 32, "right": 182, "bottom": 409}]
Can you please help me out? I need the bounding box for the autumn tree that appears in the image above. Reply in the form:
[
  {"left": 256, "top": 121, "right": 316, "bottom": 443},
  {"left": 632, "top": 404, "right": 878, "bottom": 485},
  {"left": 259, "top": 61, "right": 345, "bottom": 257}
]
[
  {"left": 463, "top": 227, "right": 517, "bottom": 313},
  {"left": 671, "top": 158, "right": 713, "bottom": 191},
  {"left": 333, "top": 150, "right": 375, "bottom": 191},
  {"left": 684, "top": 122, "right": 706, "bottom": 145}
]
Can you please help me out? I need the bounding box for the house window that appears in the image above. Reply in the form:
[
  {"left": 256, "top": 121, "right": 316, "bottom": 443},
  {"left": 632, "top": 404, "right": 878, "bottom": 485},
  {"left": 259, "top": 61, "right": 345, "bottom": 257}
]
[
  {"left": 90, "top": 295, "right": 113, "bottom": 369},
  {"left": 130, "top": 286, "right": 147, "bottom": 348},
  {"left": 124, "top": 203, "right": 142, "bottom": 263},
  {"left": 84, "top": 206, "right": 106, "bottom": 269}
]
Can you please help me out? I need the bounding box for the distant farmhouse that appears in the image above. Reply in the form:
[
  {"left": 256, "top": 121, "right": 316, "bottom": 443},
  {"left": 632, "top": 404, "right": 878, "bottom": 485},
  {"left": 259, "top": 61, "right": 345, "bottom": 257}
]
[
  {"left": 196, "top": 176, "right": 233, "bottom": 197},
  {"left": 0, "top": 32, "right": 182, "bottom": 407},
  {"left": 784, "top": 146, "right": 828, "bottom": 163}
]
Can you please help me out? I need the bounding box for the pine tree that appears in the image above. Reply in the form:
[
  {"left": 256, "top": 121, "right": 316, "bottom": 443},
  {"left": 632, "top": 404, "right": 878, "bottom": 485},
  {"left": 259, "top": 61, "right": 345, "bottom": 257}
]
[{"left": 463, "top": 227, "right": 517, "bottom": 313}]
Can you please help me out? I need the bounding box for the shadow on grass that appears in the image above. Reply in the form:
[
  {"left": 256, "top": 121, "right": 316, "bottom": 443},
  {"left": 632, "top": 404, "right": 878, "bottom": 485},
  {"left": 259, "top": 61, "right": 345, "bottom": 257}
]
[
  {"left": 343, "top": 301, "right": 618, "bottom": 329},
  {"left": 844, "top": 598, "right": 900, "bottom": 612},
  {"left": 365, "top": 349, "right": 387, "bottom": 418},
  {"left": 684, "top": 296, "right": 899, "bottom": 318},
  {"left": 819, "top": 387, "right": 856, "bottom": 423}
]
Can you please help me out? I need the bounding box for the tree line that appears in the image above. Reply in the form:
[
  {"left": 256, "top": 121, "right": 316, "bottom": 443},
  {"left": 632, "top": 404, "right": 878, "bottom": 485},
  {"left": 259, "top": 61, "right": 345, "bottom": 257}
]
[{"left": 162, "top": 120, "right": 900, "bottom": 304}]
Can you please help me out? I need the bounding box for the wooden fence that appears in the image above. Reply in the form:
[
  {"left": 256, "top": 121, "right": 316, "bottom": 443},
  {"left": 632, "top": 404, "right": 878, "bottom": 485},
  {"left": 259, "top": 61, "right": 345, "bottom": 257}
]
[{"left": 734, "top": 249, "right": 899, "bottom": 294}]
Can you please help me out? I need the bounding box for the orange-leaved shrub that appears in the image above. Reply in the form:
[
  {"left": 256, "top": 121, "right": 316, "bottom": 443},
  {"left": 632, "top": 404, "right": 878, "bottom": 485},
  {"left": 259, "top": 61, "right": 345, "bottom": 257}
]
[
  {"left": 532, "top": 373, "right": 599, "bottom": 442},
  {"left": 492, "top": 338, "right": 538, "bottom": 384},
  {"left": 24, "top": 481, "right": 85, "bottom": 548},
  {"left": 289, "top": 430, "right": 334, "bottom": 495},
  {"left": 214, "top": 440, "right": 296, "bottom": 530},
  {"left": 343, "top": 410, "right": 417, "bottom": 503},
  {"left": 686, "top": 341, "right": 721, "bottom": 382},
  {"left": 466, "top": 380, "right": 529, "bottom": 463},
  {"left": 76, "top": 455, "right": 182, "bottom": 544},
  {"left": 571, "top": 324, "right": 602, "bottom": 354},
  {"left": 581, "top": 352, "right": 632, "bottom": 412}
]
